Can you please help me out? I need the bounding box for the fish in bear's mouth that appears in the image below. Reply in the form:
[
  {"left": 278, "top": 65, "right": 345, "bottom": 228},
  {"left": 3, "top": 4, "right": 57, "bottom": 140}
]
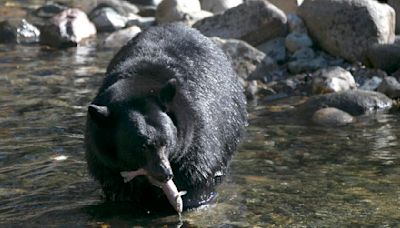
[{"left": 120, "top": 168, "right": 187, "bottom": 215}]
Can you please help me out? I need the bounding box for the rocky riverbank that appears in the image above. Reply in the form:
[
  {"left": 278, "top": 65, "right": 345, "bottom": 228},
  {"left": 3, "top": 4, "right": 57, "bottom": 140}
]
[{"left": 1, "top": 0, "right": 399, "bottom": 126}]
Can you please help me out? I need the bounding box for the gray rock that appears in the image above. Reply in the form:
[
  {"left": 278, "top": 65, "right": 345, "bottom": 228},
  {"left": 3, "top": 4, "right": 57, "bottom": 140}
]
[
  {"left": 0, "top": 19, "right": 40, "bottom": 44},
  {"left": 212, "top": 37, "right": 278, "bottom": 81},
  {"left": 94, "top": 0, "right": 139, "bottom": 18},
  {"left": 156, "top": 0, "right": 207, "bottom": 25},
  {"left": 126, "top": 17, "right": 155, "bottom": 29},
  {"left": 287, "top": 13, "right": 307, "bottom": 33},
  {"left": 103, "top": 26, "right": 141, "bottom": 48},
  {"left": 291, "top": 47, "right": 315, "bottom": 60},
  {"left": 377, "top": 76, "right": 400, "bottom": 98},
  {"left": 367, "top": 43, "right": 400, "bottom": 74},
  {"left": 34, "top": 2, "right": 68, "bottom": 18},
  {"left": 242, "top": 79, "right": 259, "bottom": 100},
  {"left": 200, "top": 0, "right": 243, "bottom": 13},
  {"left": 288, "top": 56, "right": 327, "bottom": 74},
  {"left": 285, "top": 32, "right": 312, "bottom": 52},
  {"left": 395, "top": 35, "right": 400, "bottom": 45},
  {"left": 40, "top": 8, "right": 96, "bottom": 48},
  {"left": 256, "top": 37, "right": 286, "bottom": 63},
  {"left": 311, "top": 66, "right": 356, "bottom": 94},
  {"left": 137, "top": 6, "right": 157, "bottom": 17},
  {"left": 89, "top": 7, "right": 128, "bottom": 32},
  {"left": 298, "top": 0, "right": 395, "bottom": 63},
  {"left": 359, "top": 76, "right": 383, "bottom": 91},
  {"left": 193, "top": 0, "right": 287, "bottom": 46},
  {"left": 312, "top": 107, "right": 355, "bottom": 126},
  {"left": 388, "top": 0, "right": 400, "bottom": 34},
  {"left": 127, "top": 0, "right": 162, "bottom": 6},
  {"left": 269, "top": 76, "right": 302, "bottom": 96},
  {"left": 298, "top": 90, "right": 393, "bottom": 116},
  {"left": 350, "top": 64, "right": 388, "bottom": 84}
]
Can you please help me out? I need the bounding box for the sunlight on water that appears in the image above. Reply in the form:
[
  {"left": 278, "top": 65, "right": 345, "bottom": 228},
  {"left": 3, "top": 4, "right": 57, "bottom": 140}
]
[{"left": 0, "top": 42, "right": 399, "bottom": 227}]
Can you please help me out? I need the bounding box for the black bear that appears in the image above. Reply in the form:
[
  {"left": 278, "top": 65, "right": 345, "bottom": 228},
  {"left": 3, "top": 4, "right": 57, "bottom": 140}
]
[{"left": 85, "top": 23, "right": 247, "bottom": 213}]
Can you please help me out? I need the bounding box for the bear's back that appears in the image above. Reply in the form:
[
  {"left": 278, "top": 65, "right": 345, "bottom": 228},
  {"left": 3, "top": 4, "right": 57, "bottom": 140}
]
[{"left": 94, "top": 23, "right": 247, "bottom": 189}]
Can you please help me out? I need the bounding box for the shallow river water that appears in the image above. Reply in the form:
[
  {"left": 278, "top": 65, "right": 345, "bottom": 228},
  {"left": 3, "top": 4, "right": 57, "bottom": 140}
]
[{"left": 1, "top": 2, "right": 400, "bottom": 227}]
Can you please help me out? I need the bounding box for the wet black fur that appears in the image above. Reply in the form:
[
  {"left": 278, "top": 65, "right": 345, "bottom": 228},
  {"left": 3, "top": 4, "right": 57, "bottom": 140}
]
[{"left": 85, "top": 23, "right": 247, "bottom": 211}]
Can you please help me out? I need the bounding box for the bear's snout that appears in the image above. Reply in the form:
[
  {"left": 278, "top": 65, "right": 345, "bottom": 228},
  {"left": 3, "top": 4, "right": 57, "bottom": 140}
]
[
  {"left": 145, "top": 146, "right": 174, "bottom": 183},
  {"left": 147, "top": 163, "right": 173, "bottom": 183}
]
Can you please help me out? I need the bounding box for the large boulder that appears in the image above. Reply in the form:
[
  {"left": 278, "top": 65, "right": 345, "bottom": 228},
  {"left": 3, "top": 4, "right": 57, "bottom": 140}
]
[
  {"left": 193, "top": 0, "right": 287, "bottom": 46},
  {"left": 40, "top": 8, "right": 96, "bottom": 48},
  {"left": 298, "top": 0, "right": 395, "bottom": 63}
]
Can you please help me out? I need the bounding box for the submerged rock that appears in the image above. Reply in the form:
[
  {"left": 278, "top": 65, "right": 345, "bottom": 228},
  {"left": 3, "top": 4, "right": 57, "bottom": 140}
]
[
  {"left": 0, "top": 19, "right": 40, "bottom": 44},
  {"left": 312, "top": 107, "right": 355, "bottom": 126},
  {"left": 298, "top": 0, "right": 395, "bottom": 63},
  {"left": 40, "top": 8, "right": 96, "bottom": 48},
  {"left": 193, "top": 0, "right": 287, "bottom": 46},
  {"left": 298, "top": 90, "right": 393, "bottom": 116}
]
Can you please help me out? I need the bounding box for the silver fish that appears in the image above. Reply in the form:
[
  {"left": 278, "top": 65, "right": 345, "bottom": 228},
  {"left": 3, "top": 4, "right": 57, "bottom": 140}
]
[{"left": 120, "top": 169, "right": 186, "bottom": 214}]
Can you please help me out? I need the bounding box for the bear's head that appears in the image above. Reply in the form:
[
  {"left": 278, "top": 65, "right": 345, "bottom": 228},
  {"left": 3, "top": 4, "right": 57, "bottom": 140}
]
[{"left": 87, "top": 77, "right": 178, "bottom": 183}]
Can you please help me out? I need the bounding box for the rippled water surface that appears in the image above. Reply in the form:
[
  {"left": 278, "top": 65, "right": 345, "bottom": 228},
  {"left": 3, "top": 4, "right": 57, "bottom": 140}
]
[{"left": 1, "top": 2, "right": 400, "bottom": 227}]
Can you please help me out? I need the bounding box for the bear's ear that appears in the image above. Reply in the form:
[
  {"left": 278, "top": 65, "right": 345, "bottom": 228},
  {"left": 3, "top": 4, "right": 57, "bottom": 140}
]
[
  {"left": 88, "top": 104, "right": 110, "bottom": 124},
  {"left": 160, "top": 78, "right": 177, "bottom": 103}
]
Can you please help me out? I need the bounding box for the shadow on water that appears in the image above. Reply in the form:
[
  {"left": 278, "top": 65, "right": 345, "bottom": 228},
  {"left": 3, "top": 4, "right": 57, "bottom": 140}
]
[{"left": 0, "top": 3, "right": 400, "bottom": 226}]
